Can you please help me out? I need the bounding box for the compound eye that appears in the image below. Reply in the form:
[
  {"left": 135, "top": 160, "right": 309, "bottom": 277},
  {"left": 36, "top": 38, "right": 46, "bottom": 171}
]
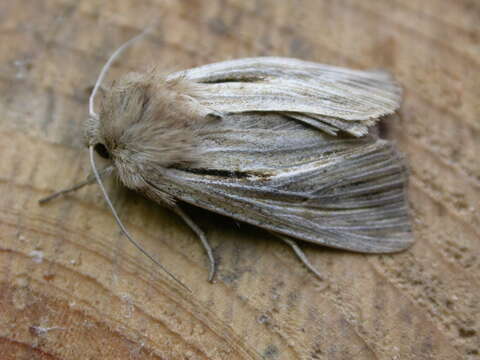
[{"left": 94, "top": 143, "right": 110, "bottom": 159}]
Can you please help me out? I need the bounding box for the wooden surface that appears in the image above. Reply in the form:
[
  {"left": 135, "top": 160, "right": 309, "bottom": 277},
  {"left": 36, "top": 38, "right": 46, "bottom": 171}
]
[{"left": 1, "top": 1, "right": 479, "bottom": 359}]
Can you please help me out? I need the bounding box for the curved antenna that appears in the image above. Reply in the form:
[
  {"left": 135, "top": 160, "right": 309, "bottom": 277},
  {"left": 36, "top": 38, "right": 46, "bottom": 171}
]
[
  {"left": 89, "top": 27, "right": 151, "bottom": 120},
  {"left": 89, "top": 146, "right": 190, "bottom": 292}
]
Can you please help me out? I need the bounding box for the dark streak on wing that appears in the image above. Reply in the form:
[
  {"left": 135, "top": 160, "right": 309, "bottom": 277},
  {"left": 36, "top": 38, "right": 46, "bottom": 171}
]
[{"left": 173, "top": 166, "right": 253, "bottom": 179}]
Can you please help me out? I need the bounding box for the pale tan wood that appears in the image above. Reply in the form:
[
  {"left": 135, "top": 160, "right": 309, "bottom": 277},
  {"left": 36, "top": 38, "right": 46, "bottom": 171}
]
[{"left": 1, "top": 0, "right": 479, "bottom": 359}]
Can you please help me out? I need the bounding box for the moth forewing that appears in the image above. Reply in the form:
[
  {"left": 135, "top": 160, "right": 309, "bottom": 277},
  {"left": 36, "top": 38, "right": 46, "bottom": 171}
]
[
  {"left": 149, "top": 116, "right": 412, "bottom": 254},
  {"left": 169, "top": 57, "right": 402, "bottom": 137}
]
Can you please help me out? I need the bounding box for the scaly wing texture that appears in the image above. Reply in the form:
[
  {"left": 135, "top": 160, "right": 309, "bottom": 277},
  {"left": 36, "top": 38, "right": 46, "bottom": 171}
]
[
  {"left": 147, "top": 114, "right": 412, "bottom": 253},
  {"left": 169, "top": 57, "right": 402, "bottom": 136}
]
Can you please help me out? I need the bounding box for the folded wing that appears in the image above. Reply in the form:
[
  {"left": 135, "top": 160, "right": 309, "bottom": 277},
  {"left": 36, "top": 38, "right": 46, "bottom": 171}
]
[
  {"left": 147, "top": 113, "right": 412, "bottom": 253},
  {"left": 170, "top": 57, "right": 402, "bottom": 136}
]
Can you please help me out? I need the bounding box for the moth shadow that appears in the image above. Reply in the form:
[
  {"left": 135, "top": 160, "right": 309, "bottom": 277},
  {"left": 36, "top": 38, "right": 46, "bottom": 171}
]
[
  {"left": 116, "top": 186, "right": 357, "bottom": 284},
  {"left": 180, "top": 202, "right": 346, "bottom": 282}
]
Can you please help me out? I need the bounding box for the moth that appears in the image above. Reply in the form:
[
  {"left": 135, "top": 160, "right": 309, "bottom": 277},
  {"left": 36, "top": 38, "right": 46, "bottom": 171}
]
[{"left": 41, "top": 31, "right": 413, "bottom": 286}]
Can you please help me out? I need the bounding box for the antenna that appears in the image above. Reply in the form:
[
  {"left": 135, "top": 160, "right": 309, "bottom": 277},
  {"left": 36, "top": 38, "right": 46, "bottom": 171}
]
[
  {"left": 89, "top": 146, "right": 190, "bottom": 291},
  {"left": 89, "top": 27, "right": 151, "bottom": 120}
]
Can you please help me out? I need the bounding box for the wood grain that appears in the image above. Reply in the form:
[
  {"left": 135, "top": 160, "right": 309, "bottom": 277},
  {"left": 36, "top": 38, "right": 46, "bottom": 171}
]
[{"left": 1, "top": 0, "right": 479, "bottom": 359}]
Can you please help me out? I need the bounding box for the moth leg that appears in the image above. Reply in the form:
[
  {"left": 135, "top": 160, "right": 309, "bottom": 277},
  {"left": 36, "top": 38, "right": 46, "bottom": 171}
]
[
  {"left": 39, "top": 166, "right": 113, "bottom": 204},
  {"left": 275, "top": 234, "right": 323, "bottom": 280},
  {"left": 173, "top": 206, "right": 216, "bottom": 282}
]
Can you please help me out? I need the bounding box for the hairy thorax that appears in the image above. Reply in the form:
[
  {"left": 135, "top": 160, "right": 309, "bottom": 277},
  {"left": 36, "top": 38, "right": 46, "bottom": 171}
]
[{"left": 85, "top": 71, "right": 212, "bottom": 192}]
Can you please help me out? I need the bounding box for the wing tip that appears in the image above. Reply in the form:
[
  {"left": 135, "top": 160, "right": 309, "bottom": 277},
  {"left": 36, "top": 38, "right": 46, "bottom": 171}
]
[{"left": 374, "top": 234, "right": 415, "bottom": 253}]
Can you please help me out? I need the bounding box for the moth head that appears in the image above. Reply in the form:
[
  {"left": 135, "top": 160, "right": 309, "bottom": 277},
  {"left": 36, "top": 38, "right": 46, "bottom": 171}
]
[{"left": 85, "top": 71, "right": 205, "bottom": 189}]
